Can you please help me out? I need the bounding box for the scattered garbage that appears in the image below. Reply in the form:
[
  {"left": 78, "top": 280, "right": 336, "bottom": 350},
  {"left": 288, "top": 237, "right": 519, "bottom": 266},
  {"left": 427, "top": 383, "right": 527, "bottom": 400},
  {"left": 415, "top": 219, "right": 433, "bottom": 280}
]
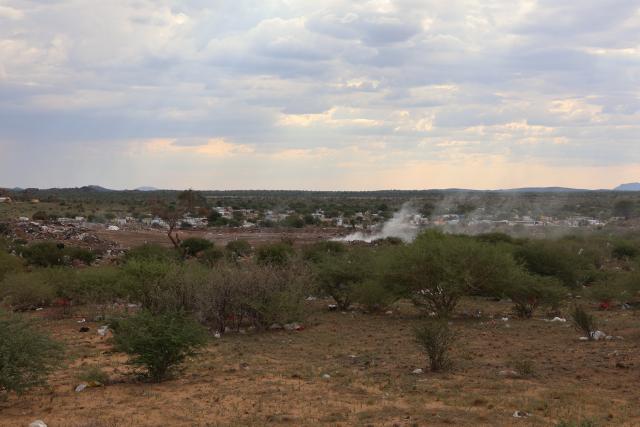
[
  {"left": 107, "top": 225, "right": 120, "bottom": 231},
  {"left": 77, "top": 318, "right": 86, "bottom": 323},
  {"left": 322, "top": 374, "right": 331, "bottom": 379},
  {"left": 550, "top": 317, "right": 566, "bottom": 322},
  {"left": 328, "top": 304, "right": 338, "bottom": 311},
  {"left": 29, "top": 421, "right": 47, "bottom": 427},
  {"left": 305, "top": 296, "right": 317, "bottom": 301},
  {"left": 579, "top": 330, "right": 613, "bottom": 341},
  {"left": 501, "top": 317, "right": 509, "bottom": 322},
  {"left": 75, "top": 381, "right": 103, "bottom": 392},
  {"left": 284, "top": 323, "right": 304, "bottom": 331},
  {"left": 513, "top": 411, "right": 531, "bottom": 418},
  {"left": 269, "top": 323, "right": 283, "bottom": 330},
  {"left": 412, "top": 368, "right": 424, "bottom": 375},
  {"left": 97, "top": 325, "right": 109, "bottom": 337},
  {"left": 75, "top": 383, "right": 88, "bottom": 393},
  {"left": 213, "top": 332, "right": 221, "bottom": 339}
]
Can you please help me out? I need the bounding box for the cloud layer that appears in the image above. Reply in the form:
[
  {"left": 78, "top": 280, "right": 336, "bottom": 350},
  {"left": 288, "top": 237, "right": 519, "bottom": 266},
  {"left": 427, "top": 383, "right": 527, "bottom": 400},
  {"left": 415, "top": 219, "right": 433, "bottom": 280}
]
[{"left": 1, "top": 0, "right": 639, "bottom": 189}]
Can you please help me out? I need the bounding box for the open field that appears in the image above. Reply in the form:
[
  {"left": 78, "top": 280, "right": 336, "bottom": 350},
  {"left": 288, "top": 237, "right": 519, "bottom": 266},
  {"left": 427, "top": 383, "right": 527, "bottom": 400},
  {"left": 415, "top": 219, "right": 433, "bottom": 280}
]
[
  {"left": 94, "top": 228, "right": 347, "bottom": 249},
  {"left": 1, "top": 299, "right": 639, "bottom": 427}
]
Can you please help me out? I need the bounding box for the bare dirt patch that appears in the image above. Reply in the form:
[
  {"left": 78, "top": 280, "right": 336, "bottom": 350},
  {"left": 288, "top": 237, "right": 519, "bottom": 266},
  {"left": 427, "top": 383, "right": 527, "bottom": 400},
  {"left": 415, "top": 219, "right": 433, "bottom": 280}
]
[{"left": 1, "top": 299, "right": 639, "bottom": 426}]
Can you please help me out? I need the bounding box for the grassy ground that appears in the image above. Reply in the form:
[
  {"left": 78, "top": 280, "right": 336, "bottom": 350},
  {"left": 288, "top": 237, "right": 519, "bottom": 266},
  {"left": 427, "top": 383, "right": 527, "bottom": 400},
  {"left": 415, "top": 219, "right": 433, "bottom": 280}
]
[{"left": 1, "top": 299, "right": 639, "bottom": 426}]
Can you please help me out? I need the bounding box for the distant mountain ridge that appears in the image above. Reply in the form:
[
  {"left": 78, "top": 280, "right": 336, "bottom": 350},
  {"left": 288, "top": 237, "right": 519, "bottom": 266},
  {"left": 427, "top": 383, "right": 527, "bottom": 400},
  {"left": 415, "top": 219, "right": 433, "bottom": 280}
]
[
  {"left": 134, "top": 186, "right": 160, "bottom": 191},
  {"left": 615, "top": 182, "right": 640, "bottom": 191}
]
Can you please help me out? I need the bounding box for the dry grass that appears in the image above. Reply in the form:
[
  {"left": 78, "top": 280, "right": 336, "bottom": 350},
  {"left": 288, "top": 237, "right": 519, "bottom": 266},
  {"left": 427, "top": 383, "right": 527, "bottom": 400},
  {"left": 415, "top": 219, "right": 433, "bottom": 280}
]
[{"left": 1, "top": 298, "right": 639, "bottom": 426}]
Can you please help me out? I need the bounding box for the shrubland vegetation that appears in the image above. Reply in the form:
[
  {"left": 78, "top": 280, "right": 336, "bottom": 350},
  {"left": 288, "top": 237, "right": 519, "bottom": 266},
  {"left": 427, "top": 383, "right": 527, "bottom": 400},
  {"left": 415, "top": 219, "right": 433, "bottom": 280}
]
[{"left": 0, "top": 225, "right": 638, "bottom": 402}]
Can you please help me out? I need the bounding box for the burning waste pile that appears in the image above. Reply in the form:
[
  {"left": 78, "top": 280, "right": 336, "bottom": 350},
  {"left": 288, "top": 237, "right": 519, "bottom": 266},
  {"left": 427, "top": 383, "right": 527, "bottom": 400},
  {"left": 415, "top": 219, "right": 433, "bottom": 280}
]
[{"left": 338, "top": 203, "right": 421, "bottom": 243}]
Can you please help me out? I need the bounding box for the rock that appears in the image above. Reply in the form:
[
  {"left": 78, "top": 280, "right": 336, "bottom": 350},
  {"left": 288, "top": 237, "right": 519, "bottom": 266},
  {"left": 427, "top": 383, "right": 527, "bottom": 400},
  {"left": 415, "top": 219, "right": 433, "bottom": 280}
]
[
  {"left": 322, "top": 374, "right": 331, "bottom": 379},
  {"left": 97, "top": 325, "right": 109, "bottom": 337},
  {"left": 513, "top": 411, "right": 530, "bottom": 418},
  {"left": 412, "top": 368, "right": 424, "bottom": 375},
  {"left": 75, "top": 383, "right": 88, "bottom": 392},
  {"left": 29, "top": 421, "right": 47, "bottom": 427},
  {"left": 79, "top": 326, "right": 90, "bottom": 333}
]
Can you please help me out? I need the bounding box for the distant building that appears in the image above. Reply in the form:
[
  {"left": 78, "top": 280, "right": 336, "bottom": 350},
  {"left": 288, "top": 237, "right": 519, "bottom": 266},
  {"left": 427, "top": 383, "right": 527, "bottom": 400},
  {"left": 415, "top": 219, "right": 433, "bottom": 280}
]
[{"left": 0, "top": 197, "right": 12, "bottom": 203}]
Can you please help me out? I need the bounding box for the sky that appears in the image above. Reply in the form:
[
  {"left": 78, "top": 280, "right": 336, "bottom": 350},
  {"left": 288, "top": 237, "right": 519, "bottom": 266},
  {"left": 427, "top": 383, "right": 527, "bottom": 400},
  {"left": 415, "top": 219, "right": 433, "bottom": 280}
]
[{"left": 0, "top": 0, "right": 639, "bottom": 190}]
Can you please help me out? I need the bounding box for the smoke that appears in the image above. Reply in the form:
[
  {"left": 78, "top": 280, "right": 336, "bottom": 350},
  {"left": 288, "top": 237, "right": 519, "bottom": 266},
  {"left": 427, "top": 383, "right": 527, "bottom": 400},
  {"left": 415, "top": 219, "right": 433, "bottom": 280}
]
[{"left": 339, "top": 202, "right": 420, "bottom": 243}]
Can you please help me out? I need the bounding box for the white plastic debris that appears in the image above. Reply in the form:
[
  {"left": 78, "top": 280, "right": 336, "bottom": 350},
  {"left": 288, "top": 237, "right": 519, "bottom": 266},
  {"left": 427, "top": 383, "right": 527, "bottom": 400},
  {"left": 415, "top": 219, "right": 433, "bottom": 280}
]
[
  {"left": 284, "top": 323, "right": 303, "bottom": 331},
  {"left": 107, "top": 225, "right": 120, "bottom": 231},
  {"left": 305, "top": 296, "right": 317, "bottom": 301},
  {"left": 412, "top": 368, "right": 424, "bottom": 375},
  {"left": 385, "top": 310, "right": 393, "bottom": 315},
  {"left": 322, "top": 374, "right": 331, "bottom": 379},
  {"left": 77, "top": 318, "right": 86, "bottom": 323},
  {"left": 550, "top": 317, "right": 566, "bottom": 322},
  {"left": 97, "top": 325, "right": 109, "bottom": 337},
  {"left": 29, "top": 421, "right": 47, "bottom": 427},
  {"left": 213, "top": 332, "right": 221, "bottom": 339},
  {"left": 591, "top": 330, "right": 607, "bottom": 340},
  {"left": 513, "top": 411, "right": 530, "bottom": 418},
  {"left": 501, "top": 317, "right": 509, "bottom": 322},
  {"left": 75, "top": 383, "right": 88, "bottom": 393}
]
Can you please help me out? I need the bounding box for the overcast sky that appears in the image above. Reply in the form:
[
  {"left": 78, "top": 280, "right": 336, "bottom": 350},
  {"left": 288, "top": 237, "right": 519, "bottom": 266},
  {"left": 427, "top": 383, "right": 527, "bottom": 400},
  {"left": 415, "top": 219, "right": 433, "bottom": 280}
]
[{"left": 0, "top": 0, "right": 638, "bottom": 190}]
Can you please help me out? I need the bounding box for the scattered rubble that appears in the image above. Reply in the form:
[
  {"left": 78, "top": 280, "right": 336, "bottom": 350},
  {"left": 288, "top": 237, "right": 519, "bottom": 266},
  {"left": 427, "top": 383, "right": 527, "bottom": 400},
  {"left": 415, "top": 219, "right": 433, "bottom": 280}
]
[{"left": 29, "top": 421, "right": 47, "bottom": 427}]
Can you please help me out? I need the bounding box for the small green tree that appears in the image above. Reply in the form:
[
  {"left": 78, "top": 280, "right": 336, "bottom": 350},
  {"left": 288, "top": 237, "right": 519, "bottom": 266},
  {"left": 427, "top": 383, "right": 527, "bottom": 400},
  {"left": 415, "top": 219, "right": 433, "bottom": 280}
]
[
  {"left": 225, "top": 240, "right": 252, "bottom": 259},
  {"left": 415, "top": 320, "right": 456, "bottom": 372},
  {"left": 255, "top": 243, "right": 295, "bottom": 266},
  {"left": 180, "top": 237, "right": 213, "bottom": 257},
  {"left": 111, "top": 310, "right": 207, "bottom": 382},
  {"left": 314, "top": 248, "right": 374, "bottom": 310},
  {"left": 0, "top": 310, "right": 64, "bottom": 396},
  {"left": 503, "top": 272, "right": 565, "bottom": 318}
]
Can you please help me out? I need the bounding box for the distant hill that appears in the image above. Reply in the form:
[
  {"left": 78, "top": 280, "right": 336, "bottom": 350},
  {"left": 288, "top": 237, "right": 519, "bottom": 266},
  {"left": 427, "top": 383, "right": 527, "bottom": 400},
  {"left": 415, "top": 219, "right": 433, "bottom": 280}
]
[
  {"left": 499, "top": 187, "right": 591, "bottom": 193},
  {"left": 615, "top": 183, "right": 640, "bottom": 191},
  {"left": 134, "top": 186, "right": 160, "bottom": 191},
  {"left": 81, "top": 185, "right": 112, "bottom": 192}
]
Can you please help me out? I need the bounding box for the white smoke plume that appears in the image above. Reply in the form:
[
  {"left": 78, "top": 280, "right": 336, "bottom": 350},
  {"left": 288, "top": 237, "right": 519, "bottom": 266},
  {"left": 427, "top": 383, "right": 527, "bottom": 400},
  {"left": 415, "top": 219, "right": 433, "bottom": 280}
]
[{"left": 339, "top": 202, "right": 420, "bottom": 243}]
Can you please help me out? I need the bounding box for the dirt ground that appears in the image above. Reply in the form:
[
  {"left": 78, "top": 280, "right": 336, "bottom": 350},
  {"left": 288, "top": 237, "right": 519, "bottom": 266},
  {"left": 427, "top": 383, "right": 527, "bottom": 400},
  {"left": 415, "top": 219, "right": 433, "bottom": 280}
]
[
  {"left": 1, "top": 299, "right": 639, "bottom": 427},
  {"left": 95, "top": 228, "right": 347, "bottom": 249}
]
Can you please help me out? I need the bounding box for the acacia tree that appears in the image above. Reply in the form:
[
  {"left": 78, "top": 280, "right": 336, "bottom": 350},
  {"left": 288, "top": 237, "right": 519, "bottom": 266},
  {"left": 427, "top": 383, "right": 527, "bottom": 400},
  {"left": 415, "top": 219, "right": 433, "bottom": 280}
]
[{"left": 152, "top": 203, "right": 185, "bottom": 249}]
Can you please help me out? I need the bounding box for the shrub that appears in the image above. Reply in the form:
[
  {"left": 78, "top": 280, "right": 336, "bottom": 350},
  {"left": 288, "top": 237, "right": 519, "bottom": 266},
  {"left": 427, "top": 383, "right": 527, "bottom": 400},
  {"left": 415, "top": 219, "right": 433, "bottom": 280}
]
[
  {"left": 612, "top": 241, "right": 639, "bottom": 260},
  {"left": 255, "top": 243, "right": 295, "bottom": 266},
  {"left": 504, "top": 272, "right": 565, "bottom": 318},
  {"left": 0, "top": 252, "right": 23, "bottom": 282},
  {"left": 314, "top": 248, "right": 375, "bottom": 310},
  {"left": 225, "top": 240, "right": 252, "bottom": 259},
  {"left": 302, "top": 240, "right": 346, "bottom": 263},
  {"left": 76, "top": 365, "right": 109, "bottom": 385},
  {"left": 0, "top": 272, "right": 56, "bottom": 311},
  {"left": 570, "top": 305, "right": 598, "bottom": 340},
  {"left": 180, "top": 237, "right": 213, "bottom": 256},
  {"left": 385, "top": 231, "right": 517, "bottom": 317},
  {"left": 121, "top": 261, "right": 195, "bottom": 314},
  {"left": 65, "top": 246, "right": 96, "bottom": 265},
  {"left": 199, "top": 246, "right": 225, "bottom": 268},
  {"left": 415, "top": 320, "right": 456, "bottom": 372},
  {"left": 20, "top": 242, "right": 66, "bottom": 267},
  {"left": 111, "top": 310, "right": 207, "bottom": 382},
  {"left": 350, "top": 280, "right": 397, "bottom": 312},
  {"left": 509, "top": 358, "right": 536, "bottom": 378},
  {"left": 514, "top": 240, "right": 591, "bottom": 288},
  {"left": 124, "top": 243, "right": 178, "bottom": 263},
  {"left": 72, "top": 267, "right": 125, "bottom": 305},
  {"left": 0, "top": 310, "right": 64, "bottom": 395}
]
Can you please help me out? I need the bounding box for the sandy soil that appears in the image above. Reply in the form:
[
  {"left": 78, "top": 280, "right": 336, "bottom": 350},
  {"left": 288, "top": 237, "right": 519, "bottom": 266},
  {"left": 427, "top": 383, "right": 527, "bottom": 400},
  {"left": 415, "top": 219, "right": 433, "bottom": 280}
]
[
  {"left": 95, "top": 228, "right": 348, "bottom": 249},
  {"left": 1, "top": 299, "right": 639, "bottom": 427}
]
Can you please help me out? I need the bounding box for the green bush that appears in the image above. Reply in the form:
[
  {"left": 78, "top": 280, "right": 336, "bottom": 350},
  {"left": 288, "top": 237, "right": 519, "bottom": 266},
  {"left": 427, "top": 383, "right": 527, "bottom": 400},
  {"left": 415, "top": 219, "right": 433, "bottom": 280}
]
[
  {"left": 225, "top": 240, "right": 252, "bottom": 259},
  {"left": 111, "top": 310, "right": 207, "bottom": 382},
  {"left": 503, "top": 272, "right": 565, "bottom": 318},
  {"left": 314, "top": 247, "right": 375, "bottom": 310},
  {"left": 350, "top": 280, "right": 397, "bottom": 312},
  {"left": 612, "top": 241, "right": 639, "bottom": 260},
  {"left": 0, "top": 252, "right": 23, "bottom": 281},
  {"left": 72, "top": 267, "right": 125, "bottom": 305},
  {"left": 0, "top": 310, "right": 64, "bottom": 395},
  {"left": 20, "top": 242, "right": 66, "bottom": 267},
  {"left": 124, "top": 243, "right": 178, "bottom": 263},
  {"left": 199, "top": 246, "right": 225, "bottom": 268},
  {"left": 514, "top": 240, "right": 592, "bottom": 288},
  {"left": 76, "top": 365, "right": 110, "bottom": 385},
  {"left": 255, "top": 243, "right": 295, "bottom": 266},
  {"left": 0, "top": 272, "right": 56, "bottom": 311},
  {"left": 180, "top": 237, "right": 213, "bottom": 256},
  {"left": 385, "top": 231, "right": 518, "bottom": 317},
  {"left": 415, "top": 320, "right": 456, "bottom": 372},
  {"left": 302, "top": 241, "right": 346, "bottom": 263}
]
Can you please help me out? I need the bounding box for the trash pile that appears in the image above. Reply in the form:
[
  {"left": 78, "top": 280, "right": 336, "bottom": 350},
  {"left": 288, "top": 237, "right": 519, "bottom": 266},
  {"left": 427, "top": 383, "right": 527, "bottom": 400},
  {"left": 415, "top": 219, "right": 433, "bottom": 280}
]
[{"left": 5, "top": 220, "right": 122, "bottom": 254}]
